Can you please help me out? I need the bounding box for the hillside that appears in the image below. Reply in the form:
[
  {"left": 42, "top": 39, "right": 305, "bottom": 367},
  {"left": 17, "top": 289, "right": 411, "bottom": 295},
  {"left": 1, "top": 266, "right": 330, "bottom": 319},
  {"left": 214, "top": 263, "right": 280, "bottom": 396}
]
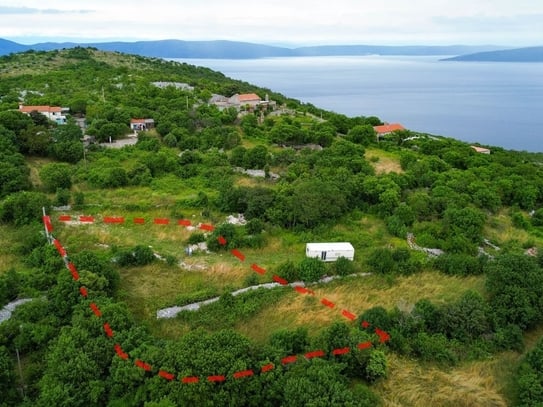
[
  {"left": 442, "top": 46, "right": 543, "bottom": 62},
  {"left": 0, "top": 37, "right": 503, "bottom": 58},
  {"left": 2, "top": 48, "right": 543, "bottom": 406}
]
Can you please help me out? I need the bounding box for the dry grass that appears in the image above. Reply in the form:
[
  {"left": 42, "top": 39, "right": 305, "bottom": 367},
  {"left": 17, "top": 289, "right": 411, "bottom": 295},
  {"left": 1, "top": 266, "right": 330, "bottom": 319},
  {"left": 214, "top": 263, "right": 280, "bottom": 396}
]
[
  {"left": 237, "top": 271, "right": 485, "bottom": 344},
  {"left": 485, "top": 209, "right": 540, "bottom": 248},
  {"left": 365, "top": 147, "right": 403, "bottom": 174},
  {"left": 25, "top": 156, "right": 55, "bottom": 188},
  {"left": 375, "top": 354, "right": 510, "bottom": 407}
]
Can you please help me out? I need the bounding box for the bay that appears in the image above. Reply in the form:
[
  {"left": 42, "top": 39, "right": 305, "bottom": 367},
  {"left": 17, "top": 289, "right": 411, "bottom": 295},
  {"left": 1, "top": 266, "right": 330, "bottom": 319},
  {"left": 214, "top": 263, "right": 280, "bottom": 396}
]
[{"left": 175, "top": 56, "right": 543, "bottom": 152}]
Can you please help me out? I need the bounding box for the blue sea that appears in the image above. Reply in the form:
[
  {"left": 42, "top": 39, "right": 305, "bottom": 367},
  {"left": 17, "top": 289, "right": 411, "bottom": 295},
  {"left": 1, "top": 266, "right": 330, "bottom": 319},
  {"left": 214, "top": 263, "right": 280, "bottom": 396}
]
[{"left": 175, "top": 56, "right": 543, "bottom": 152}]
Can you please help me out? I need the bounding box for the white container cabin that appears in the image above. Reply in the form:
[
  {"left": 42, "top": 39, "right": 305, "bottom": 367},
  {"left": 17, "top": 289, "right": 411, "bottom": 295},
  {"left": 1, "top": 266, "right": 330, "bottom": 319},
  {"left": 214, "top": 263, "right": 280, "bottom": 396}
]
[{"left": 305, "top": 242, "right": 355, "bottom": 262}]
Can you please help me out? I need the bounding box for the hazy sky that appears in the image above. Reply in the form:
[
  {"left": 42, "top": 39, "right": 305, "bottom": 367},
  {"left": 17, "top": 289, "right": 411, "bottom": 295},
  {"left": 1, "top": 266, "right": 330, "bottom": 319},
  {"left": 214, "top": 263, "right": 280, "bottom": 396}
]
[{"left": 1, "top": 0, "right": 541, "bottom": 46}]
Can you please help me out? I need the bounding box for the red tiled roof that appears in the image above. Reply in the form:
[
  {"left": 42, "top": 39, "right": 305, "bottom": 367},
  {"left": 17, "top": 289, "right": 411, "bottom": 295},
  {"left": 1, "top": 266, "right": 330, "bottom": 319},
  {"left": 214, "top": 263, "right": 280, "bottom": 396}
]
[
  {"left": 19, "top": 105, "right": 61, "bottom": 113},
  {"left": 237, "top": 93, "right": 261, "bottom": 102},
  {"left": 373, "top": 123, "right": 405, "bottom": 134},
  {"left": 130, "top": 118, "right": 146, "bottom": 124}
]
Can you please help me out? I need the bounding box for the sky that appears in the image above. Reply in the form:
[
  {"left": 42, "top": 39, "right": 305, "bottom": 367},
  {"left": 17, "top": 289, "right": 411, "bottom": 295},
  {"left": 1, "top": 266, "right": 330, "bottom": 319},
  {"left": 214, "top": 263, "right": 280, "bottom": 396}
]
[{"left": 0, "top": 0, "right": 542, "bottom": 47}]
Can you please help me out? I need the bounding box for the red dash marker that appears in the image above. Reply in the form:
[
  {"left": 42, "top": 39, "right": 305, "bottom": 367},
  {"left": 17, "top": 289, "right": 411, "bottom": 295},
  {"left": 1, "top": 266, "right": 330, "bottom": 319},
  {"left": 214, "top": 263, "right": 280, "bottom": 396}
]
[
  {"left": 357, "top": 341, "right": 372, "bottom": 350},
  {"left": 182, "top": 376, "right": 199, "bottom": 384},
  {"left": 68, "top": 263, "right": 79, "bottom": 281},
  {"left": 42, "top": 216, "right": 53, "bottom": 232},
  {"left": 304, "top": 350, "right": 325, "bottom": 359},
  {"left": 89, "top": 303, "right": 102, "bottom": 317},
  {"left": 103, "top": 323, "right": 114, "bottom": 338},
  {"left": 251, "top": 264, "right": 266, "bottom": 275},
  {"left": 375, "top": 328, "right": 391, "bottom": 343},
  {"left": 341, "top": 310, "right": 356, "bottom": 321},
  {"left": 261, "top": 363, "right": 275, "bottom": 373},
  {"left": 114, "top": 344, "right": 128, "bottom": 360},
  {"left": 133, "top": 217, "right": 145, "bottom": 224},
  {"left": 332, "top": 347, "right": 351, "bottom": 356},
  {"left": 217, "top": 236, "right": 227, "bottom": 246},
  {"left": 233, "top": 369, "right": 254, "bottom": 379},
  {"left": 199, "top": 224, "right": 214, "bottom": 232},
  {"left": 294, "top": 286, "right": 309, "bottom": 294},
  {"left": 135, "top": 359, "right": 152, "bottom": 372},
  {"left": 231, "top": 249, "right": 246, "bottom": 261},
  {"left": 207, "top": 375, "right": 226, "bottom": 383},
  {"left": 104, "top": 217, "right": 124, "bottom": 224},
  {"left": 59, "top": 215, "right": 71, "bottom": 222},
  {"left": 79, "top": 215, "right": 94, "bottom": 223},
  {"left": 158, "top": 370, "right": 175, "bottom": 381},
  {"left": 53, "top": 239, "right": 66, "bottom": 257},
  {"left": 178, "top": 219, "right": 192, "bottom": 227},
  {"left": 79, "top": 287, "right": 88, "bottom": 298},
  {"left": 361, "top": 320, "right": 371, "bottom": 329},
  {"left": 281, "top": 355, "right": 297, "bottom": 365},
  {"left": 153, "top": 218, "right": 170, "bottom": 225},
  {"left": 272, "top": 275, "right": 288, "bottom": 286},
  {"left": 321, "top": 298, "right": 335, "bottom": 309}
]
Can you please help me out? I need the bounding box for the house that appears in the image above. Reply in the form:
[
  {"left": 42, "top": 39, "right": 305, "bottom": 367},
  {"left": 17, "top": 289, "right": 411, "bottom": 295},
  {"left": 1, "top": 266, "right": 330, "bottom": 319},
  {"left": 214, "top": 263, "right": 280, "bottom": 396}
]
[
  {"left": 471, "top": 145, "right": 491, "bottom": 154},
  {"left": 18, "top": 104, "right": 67, "bottom": 124},
  {"left": 373, "top": 123, "right": 405, "bottom": 137},
  {"left": 229, "top": 93, "right": 262, "bottom": 109},
  {"left": 306, "top": 242, "right": 355, "bottom": 262},
  {"left": 130, "top": 118, "right": 155, "bottom": 131}
]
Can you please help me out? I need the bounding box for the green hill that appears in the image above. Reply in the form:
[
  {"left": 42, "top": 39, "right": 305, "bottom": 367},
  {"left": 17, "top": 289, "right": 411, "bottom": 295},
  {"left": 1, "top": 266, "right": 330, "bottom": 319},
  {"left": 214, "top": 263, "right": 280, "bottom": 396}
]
[{"left": 2, "top": 48, "right": 543, "bottom": 406}]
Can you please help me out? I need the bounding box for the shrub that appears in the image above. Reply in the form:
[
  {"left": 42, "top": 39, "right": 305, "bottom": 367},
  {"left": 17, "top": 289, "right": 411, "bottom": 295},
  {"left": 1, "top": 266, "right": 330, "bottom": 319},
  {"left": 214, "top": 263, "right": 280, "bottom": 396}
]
[
  {"left": 116, "top": 245, "right": 155, "bottom": 267},
  {"left": 333, "top": 256, "right": 355, "bottom": 276},
  {"left": 275, "top": 260, "right": 300, "bottom": 282},
  {"left": 298, "top": 257, "right": 326, "bottom": 282},
  {"left": 0, "top": 191, "right": 51, "bottom": 226},
  {"left": 365, "top": 350, "right": 387, "bottom": 382}
]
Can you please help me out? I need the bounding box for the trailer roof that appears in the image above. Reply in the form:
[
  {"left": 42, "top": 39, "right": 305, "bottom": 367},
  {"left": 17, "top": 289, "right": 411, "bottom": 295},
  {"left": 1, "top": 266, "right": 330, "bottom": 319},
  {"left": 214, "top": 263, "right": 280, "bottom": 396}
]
[{"left": 306, "top": 242, "right": 354, "bottom": 251}]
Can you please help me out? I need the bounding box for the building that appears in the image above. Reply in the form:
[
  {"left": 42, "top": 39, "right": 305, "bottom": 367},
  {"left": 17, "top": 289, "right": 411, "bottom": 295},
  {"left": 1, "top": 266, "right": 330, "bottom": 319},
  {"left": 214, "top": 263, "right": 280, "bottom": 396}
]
[
  {"left": 373, "top": 123, "right": 405, "bottom": 137},
  {"left": 228, "top": 93, "right": 262, "bottom": 109},
  {"left": 471, "top": 145, "right": 491, "bottom": 154},
  {"left": 18, "top": 104, "right": 67, "bottom": 124},
  {"left": 306, "top": 242, "right": 355, "bottom": 262},
  {"left": 130, "top": 118, "right": 155, "bottom": 131}
]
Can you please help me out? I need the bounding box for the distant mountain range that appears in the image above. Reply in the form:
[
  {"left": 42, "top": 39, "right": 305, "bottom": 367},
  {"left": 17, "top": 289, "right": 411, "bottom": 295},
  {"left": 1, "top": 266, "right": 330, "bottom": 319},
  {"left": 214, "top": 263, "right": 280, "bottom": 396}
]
[
  {"left": 0, "top": 38, "right": 540, "bottom": 61},
  {"left": 441, "top": 46, "right": 543, "bottom": 62}
]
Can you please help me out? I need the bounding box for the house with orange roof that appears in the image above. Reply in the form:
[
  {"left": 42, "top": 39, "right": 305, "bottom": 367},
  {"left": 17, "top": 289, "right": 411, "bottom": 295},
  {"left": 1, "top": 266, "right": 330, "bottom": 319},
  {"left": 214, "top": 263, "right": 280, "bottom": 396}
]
[
  {"left": 19, "top": 104, "right": 67, "bottom": 124},
  {"left": 228, "top": 93, "right": 262, "bottom": 109},
  {"left": 373, "top": 123, "right": 405, "bottom": 137},
  {"left": 130, "top": 118, "right": 155, "bottom": 131}
]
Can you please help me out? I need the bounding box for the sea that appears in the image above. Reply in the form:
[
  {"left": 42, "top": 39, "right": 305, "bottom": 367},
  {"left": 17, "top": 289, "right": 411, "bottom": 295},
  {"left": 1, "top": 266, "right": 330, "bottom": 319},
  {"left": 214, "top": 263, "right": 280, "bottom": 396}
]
[{"left": 174, "top": 56, "right": 543, "bottom": 152}]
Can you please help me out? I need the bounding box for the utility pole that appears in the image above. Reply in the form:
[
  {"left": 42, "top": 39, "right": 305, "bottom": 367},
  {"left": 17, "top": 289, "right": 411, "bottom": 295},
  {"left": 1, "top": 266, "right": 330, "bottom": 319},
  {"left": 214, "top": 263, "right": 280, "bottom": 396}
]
[{"left": 15, "top": 346, "right": 25, "bottom": 399}]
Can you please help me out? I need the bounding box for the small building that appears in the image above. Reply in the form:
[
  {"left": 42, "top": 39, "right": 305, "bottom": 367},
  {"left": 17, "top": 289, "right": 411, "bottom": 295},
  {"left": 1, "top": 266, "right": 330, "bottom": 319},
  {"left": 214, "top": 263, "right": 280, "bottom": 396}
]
[
  {"left": 471, "top": 145, "right": 491, "bottom": 154},
  {"left": 373, "top": 123, "right": 405, "bottom": 137},
  {"left": 130, "top": 118, "right": 155, "bottom": 131},
  {"left": 306, "top": 242, "right": 355, "bottom": 262},
  {"left": 229, "top": 93, "right": 262, "bottom": 109},
  {"left": 18, "top": 104, "right": 67, "bottom": 124}
]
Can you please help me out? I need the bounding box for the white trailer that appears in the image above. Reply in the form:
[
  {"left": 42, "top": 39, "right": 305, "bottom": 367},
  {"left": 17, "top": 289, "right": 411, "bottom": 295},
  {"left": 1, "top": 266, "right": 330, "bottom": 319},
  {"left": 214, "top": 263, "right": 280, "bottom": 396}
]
[{"left": 305, "top": 242, "right": 355, "bottom": 262}]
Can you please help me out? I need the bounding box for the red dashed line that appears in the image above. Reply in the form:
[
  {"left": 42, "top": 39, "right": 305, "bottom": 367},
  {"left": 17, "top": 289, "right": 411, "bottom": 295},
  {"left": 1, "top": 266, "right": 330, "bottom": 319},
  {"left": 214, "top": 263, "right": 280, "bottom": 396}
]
[
  {"left": 320, "top": 298, "right": 335, "bottom": 309},
  {"left": 251, "top": 264, "right": 266, "bottom": 275},
  {"left": 103, "top": 323, "right": 114, "bottom": 338},
  {"left": 135, "top": 359, "right": 152, "bottom": 372},
  {"left": 272, "top": 275, "right": 288, "bottom": 286},
  {"left": 199, "top": 223, "right": 214, "bottom": 232},
  {"left": 231, "top": 249, "right": 245, "bottom": 261},
  {"left": 341, "top": 310, "right": 356, "bottom": 321},
  {"left": 207, "top": 375, "right": 226, "bottom": 383},
  {"left": 281, "top": 355, "right": 297, "bottom": 365},
  {"left": 153, "top": 218, "right": 170, "bottom": 225},
  {"left": 158, "top": 370, "right": 175, "bottom": 381},
  {"left": 304, "top": 350, "right": 325, "bottom": 359},
  {"left": 332, "top": 347, "right": 350, "bottom": 356},
  {"left": 59, "top": 215, "right": 71, "bottom": 221},
  {"left": 217, "top": 236, "right": 227, "bottom": 246},
  {"left": 178, "top": 219, "right": 192, "bottom": 227},
  {"left": 233, "top": 369, "right": 254, "bottom": 379},
  {"left": 89, "top": 302, "right": 102, "bottom": 317},
  {"left": 47, "top": 214, "right": 392, "bottom": 387}
]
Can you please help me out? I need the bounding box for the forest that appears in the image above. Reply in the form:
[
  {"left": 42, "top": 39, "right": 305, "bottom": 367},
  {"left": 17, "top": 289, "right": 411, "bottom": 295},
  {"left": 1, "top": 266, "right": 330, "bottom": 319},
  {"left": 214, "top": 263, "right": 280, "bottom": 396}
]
[{"left": 2, "top": 47, "right": 543, "bottom": 406}]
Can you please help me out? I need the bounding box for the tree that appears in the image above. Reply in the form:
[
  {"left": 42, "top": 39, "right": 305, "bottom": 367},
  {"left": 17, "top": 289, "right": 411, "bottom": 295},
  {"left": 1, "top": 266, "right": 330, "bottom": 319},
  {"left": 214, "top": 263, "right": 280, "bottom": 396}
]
[
  {"left": 346, "top": 124, "right": 376, "bottom": 146},
  {"left": 0, "top": 191, "right": 50, "bottom": 226},
  {"left": 0, "top": 346, "right": 20, "bottom": 405},
  {"left": 486, "top": 254, "right": 543, "bottom": 329},
  {"left": 39, "top": 163, "right": 72, "bottom": 193}
]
